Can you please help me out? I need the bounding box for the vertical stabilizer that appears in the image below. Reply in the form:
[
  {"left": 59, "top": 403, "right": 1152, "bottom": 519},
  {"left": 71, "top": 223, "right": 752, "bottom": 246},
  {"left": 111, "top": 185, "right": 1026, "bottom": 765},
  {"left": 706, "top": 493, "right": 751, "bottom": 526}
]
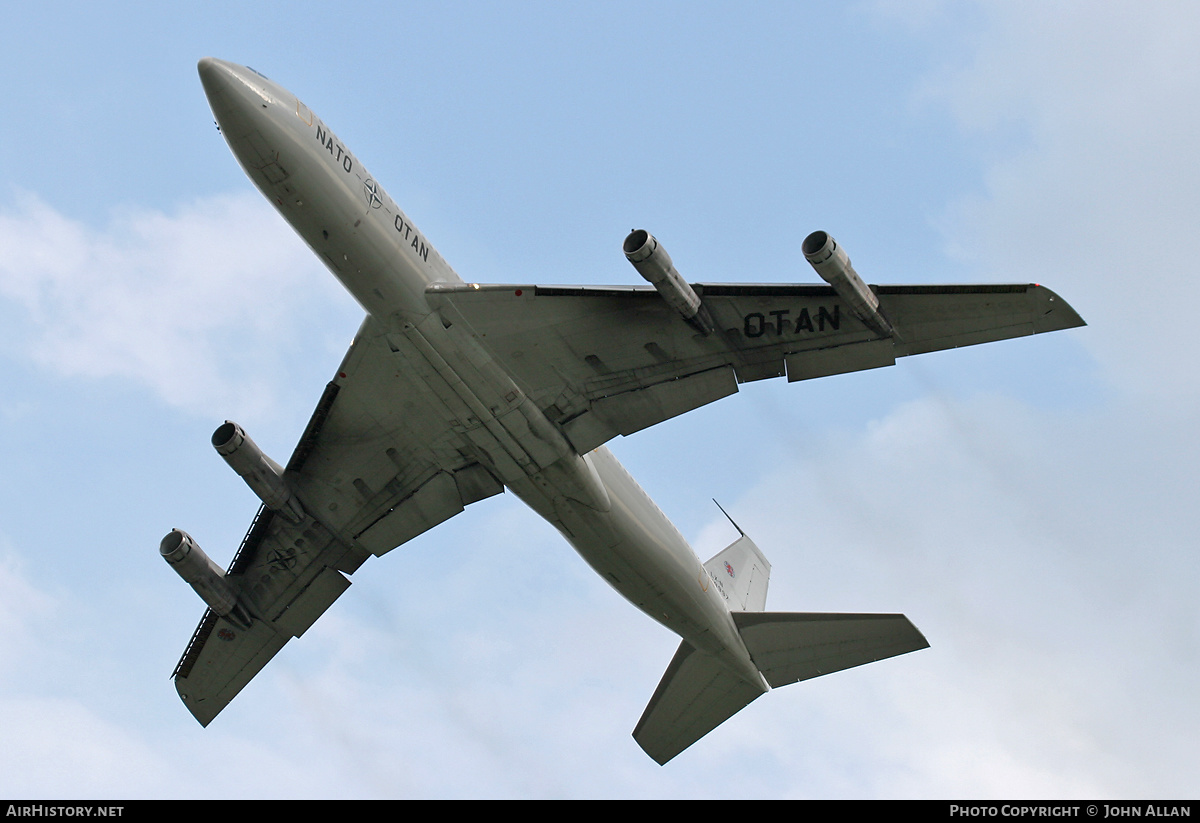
[{"left": 703, "top": 534, "right": 771, "bottom": 612}]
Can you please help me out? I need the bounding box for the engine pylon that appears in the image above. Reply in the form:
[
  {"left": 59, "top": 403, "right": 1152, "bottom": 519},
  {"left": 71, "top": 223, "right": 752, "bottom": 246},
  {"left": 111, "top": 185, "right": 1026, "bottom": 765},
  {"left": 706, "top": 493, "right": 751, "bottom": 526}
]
[
  {"left": 802, "top": 231, "right": 895, "bottom": 338},
  {"left": 624, "top": 229, "right": 714, "bottom": 334},
  {"left": 160, "top": 529, "right": 251, "bottom": 627},
  {"left": 212, "top": 421, "right": 305, "bottom": 523}
]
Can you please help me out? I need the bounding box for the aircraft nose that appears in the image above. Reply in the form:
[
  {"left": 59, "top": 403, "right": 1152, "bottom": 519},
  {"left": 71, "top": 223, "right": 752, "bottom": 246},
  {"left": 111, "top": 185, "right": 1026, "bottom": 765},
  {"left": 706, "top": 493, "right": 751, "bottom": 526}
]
[
  {"left": 197, "top": 57, "right": 278, "bottom": 135},
  {"left": 197, "top": 57, "right": 238, "bottom": 101}
]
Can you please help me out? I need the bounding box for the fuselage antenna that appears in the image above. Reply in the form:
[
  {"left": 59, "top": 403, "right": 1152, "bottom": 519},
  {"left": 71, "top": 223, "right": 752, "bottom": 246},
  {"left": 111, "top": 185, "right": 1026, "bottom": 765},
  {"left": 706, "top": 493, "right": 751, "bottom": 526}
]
[{"left": 712, "top": 499, "right": 745, "bottom": 536}]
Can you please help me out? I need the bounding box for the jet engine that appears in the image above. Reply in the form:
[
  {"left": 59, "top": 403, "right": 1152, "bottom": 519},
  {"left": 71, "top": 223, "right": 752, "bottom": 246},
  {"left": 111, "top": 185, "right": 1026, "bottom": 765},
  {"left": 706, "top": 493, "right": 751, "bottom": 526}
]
[
  {"left": 212, "top": 421, "right": 305, "bottom": 523},
  {"left": 624, "top": 230, "right": 714, "bottom": 334},
  {"left": 802, "top": 231, "right": 895, "bottom": 338},
  {"left": 159, "top": 529, "right": 251, "bottom": 627}
]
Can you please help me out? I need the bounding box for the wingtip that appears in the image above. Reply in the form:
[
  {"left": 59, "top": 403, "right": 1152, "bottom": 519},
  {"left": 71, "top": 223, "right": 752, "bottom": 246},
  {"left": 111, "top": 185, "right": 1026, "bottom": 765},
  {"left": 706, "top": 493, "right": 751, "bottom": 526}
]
[{"left": 1031, "top": 284, "right": 1087, "bottom": 332}]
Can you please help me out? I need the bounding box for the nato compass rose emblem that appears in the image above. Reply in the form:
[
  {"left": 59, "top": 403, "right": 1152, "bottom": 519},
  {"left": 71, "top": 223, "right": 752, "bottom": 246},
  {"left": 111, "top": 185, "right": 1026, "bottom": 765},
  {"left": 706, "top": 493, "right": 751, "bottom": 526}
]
[
  {"left": 268, "top": 547, "right": 298, "bottom": 573},
  {"left": 724, "top": 561, "right": 735, "bottom": 578},
  {"left": 363, "top": 178, "right": 382, "bottom": 210}
]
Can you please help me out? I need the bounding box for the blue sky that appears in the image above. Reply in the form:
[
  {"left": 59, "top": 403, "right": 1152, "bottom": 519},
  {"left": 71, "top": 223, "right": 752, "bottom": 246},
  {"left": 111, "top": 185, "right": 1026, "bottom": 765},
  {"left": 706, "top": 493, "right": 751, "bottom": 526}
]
[{"left": 1, "top": 0, "right": 1197, "bottom": 798}]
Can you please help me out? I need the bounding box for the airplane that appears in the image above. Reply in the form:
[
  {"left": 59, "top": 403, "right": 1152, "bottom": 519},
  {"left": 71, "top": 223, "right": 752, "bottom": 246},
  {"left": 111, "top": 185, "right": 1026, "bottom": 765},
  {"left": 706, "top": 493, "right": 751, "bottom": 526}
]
[{"left": 161, "top": 57, "right": 1085, "bottom": 765}]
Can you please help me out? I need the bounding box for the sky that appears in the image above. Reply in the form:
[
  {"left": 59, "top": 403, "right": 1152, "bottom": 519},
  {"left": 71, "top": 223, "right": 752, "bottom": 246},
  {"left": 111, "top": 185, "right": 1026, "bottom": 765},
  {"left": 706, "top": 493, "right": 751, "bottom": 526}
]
[{"left": 0, "top": 0, "right": 1196, "bottom": 799}]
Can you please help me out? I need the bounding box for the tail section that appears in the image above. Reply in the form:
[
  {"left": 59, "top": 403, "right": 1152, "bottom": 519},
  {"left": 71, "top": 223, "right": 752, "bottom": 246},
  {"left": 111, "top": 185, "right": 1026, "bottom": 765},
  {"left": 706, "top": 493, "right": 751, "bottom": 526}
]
[
  {"left": 633, "top": 517, "right": 929, "bottom": 764},
  {"left": 633, "top": 528, "right": 775, "bottom": 765},
  {"left": 633, "top": 611, "right": 927, "bottom": 763},
  {"left": 633, "top": 611, "right": 927, "bottom": 764}
]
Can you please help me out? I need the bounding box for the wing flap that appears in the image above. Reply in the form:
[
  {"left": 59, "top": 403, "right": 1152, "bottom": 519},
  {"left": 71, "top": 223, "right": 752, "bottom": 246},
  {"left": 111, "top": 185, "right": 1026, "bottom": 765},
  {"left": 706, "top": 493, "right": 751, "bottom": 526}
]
[
  {"left": 564, "top": 365, "right": 738, "bottom": 454},
  {"left": 785, "top": 337, "right": 896, "bottom": 382},
  {"left": 355, "top": 469, "right": 465, "bottom": 555},
  {"left": 270, "top": 565, "right": 352, "bottom": 637}
]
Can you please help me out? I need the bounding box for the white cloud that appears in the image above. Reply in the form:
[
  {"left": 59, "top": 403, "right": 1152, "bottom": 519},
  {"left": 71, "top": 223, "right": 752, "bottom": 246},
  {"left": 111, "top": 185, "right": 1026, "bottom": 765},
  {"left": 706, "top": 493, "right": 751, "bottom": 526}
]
[
  {"left": 0, "top": 192, "right": 359, "bottom": 421},
  {"left": 721, "top": 388, "right": 1200, "bottom": 797},
  {"left": 0, "top": 553, "right": 170, "bottom": 797},
  {"left": 889, "top": 9, "right": 1200, "bottom": 791},
  {"left": 0, "top": 696, "right": 169, "bottom": 798},
  {"left": 914, "top": 1, "right": 1200, "bottom": 407},
  {"left": 0, "top": 550, "right": 55, "bottom": 681}
]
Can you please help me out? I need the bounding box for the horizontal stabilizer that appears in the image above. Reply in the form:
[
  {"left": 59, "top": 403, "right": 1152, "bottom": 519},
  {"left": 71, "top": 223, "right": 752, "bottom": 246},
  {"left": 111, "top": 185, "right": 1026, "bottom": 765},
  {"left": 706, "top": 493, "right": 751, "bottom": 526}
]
[
  {"left": 733, "top": 611, "right": 928, "bottom": 687},
  {"left": 633, "top": 611, "right": 927, "bottom": 764},
  {"left": 632, "top": 640, "right": 767, "bottom": 765}
]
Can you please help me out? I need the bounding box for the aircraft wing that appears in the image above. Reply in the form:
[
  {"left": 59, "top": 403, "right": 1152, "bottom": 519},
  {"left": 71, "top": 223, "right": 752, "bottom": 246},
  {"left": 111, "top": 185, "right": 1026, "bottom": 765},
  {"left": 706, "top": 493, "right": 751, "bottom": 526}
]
[
  {"left": 172, "top": 316, "right": 503, "bottom": 725},
  {"left": 428, "top": 282, "right": 1085, "bottom": 453}
]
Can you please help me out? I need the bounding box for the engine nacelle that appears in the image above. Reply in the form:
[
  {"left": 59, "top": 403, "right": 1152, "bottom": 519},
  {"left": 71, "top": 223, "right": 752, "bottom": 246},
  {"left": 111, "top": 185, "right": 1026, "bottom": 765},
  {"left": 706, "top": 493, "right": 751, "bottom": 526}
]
[
  {"left": 623, "top": 229, "right": 714, "bottom": 334},
  {"left": 212, "top": 421, "right": 305, "bottom": 523},
  {"left": 159, "top": 529, "right": 250, "bottom": 627},
  {"left": 802, "top": 231, "right": 894, "bottom": 338}
]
